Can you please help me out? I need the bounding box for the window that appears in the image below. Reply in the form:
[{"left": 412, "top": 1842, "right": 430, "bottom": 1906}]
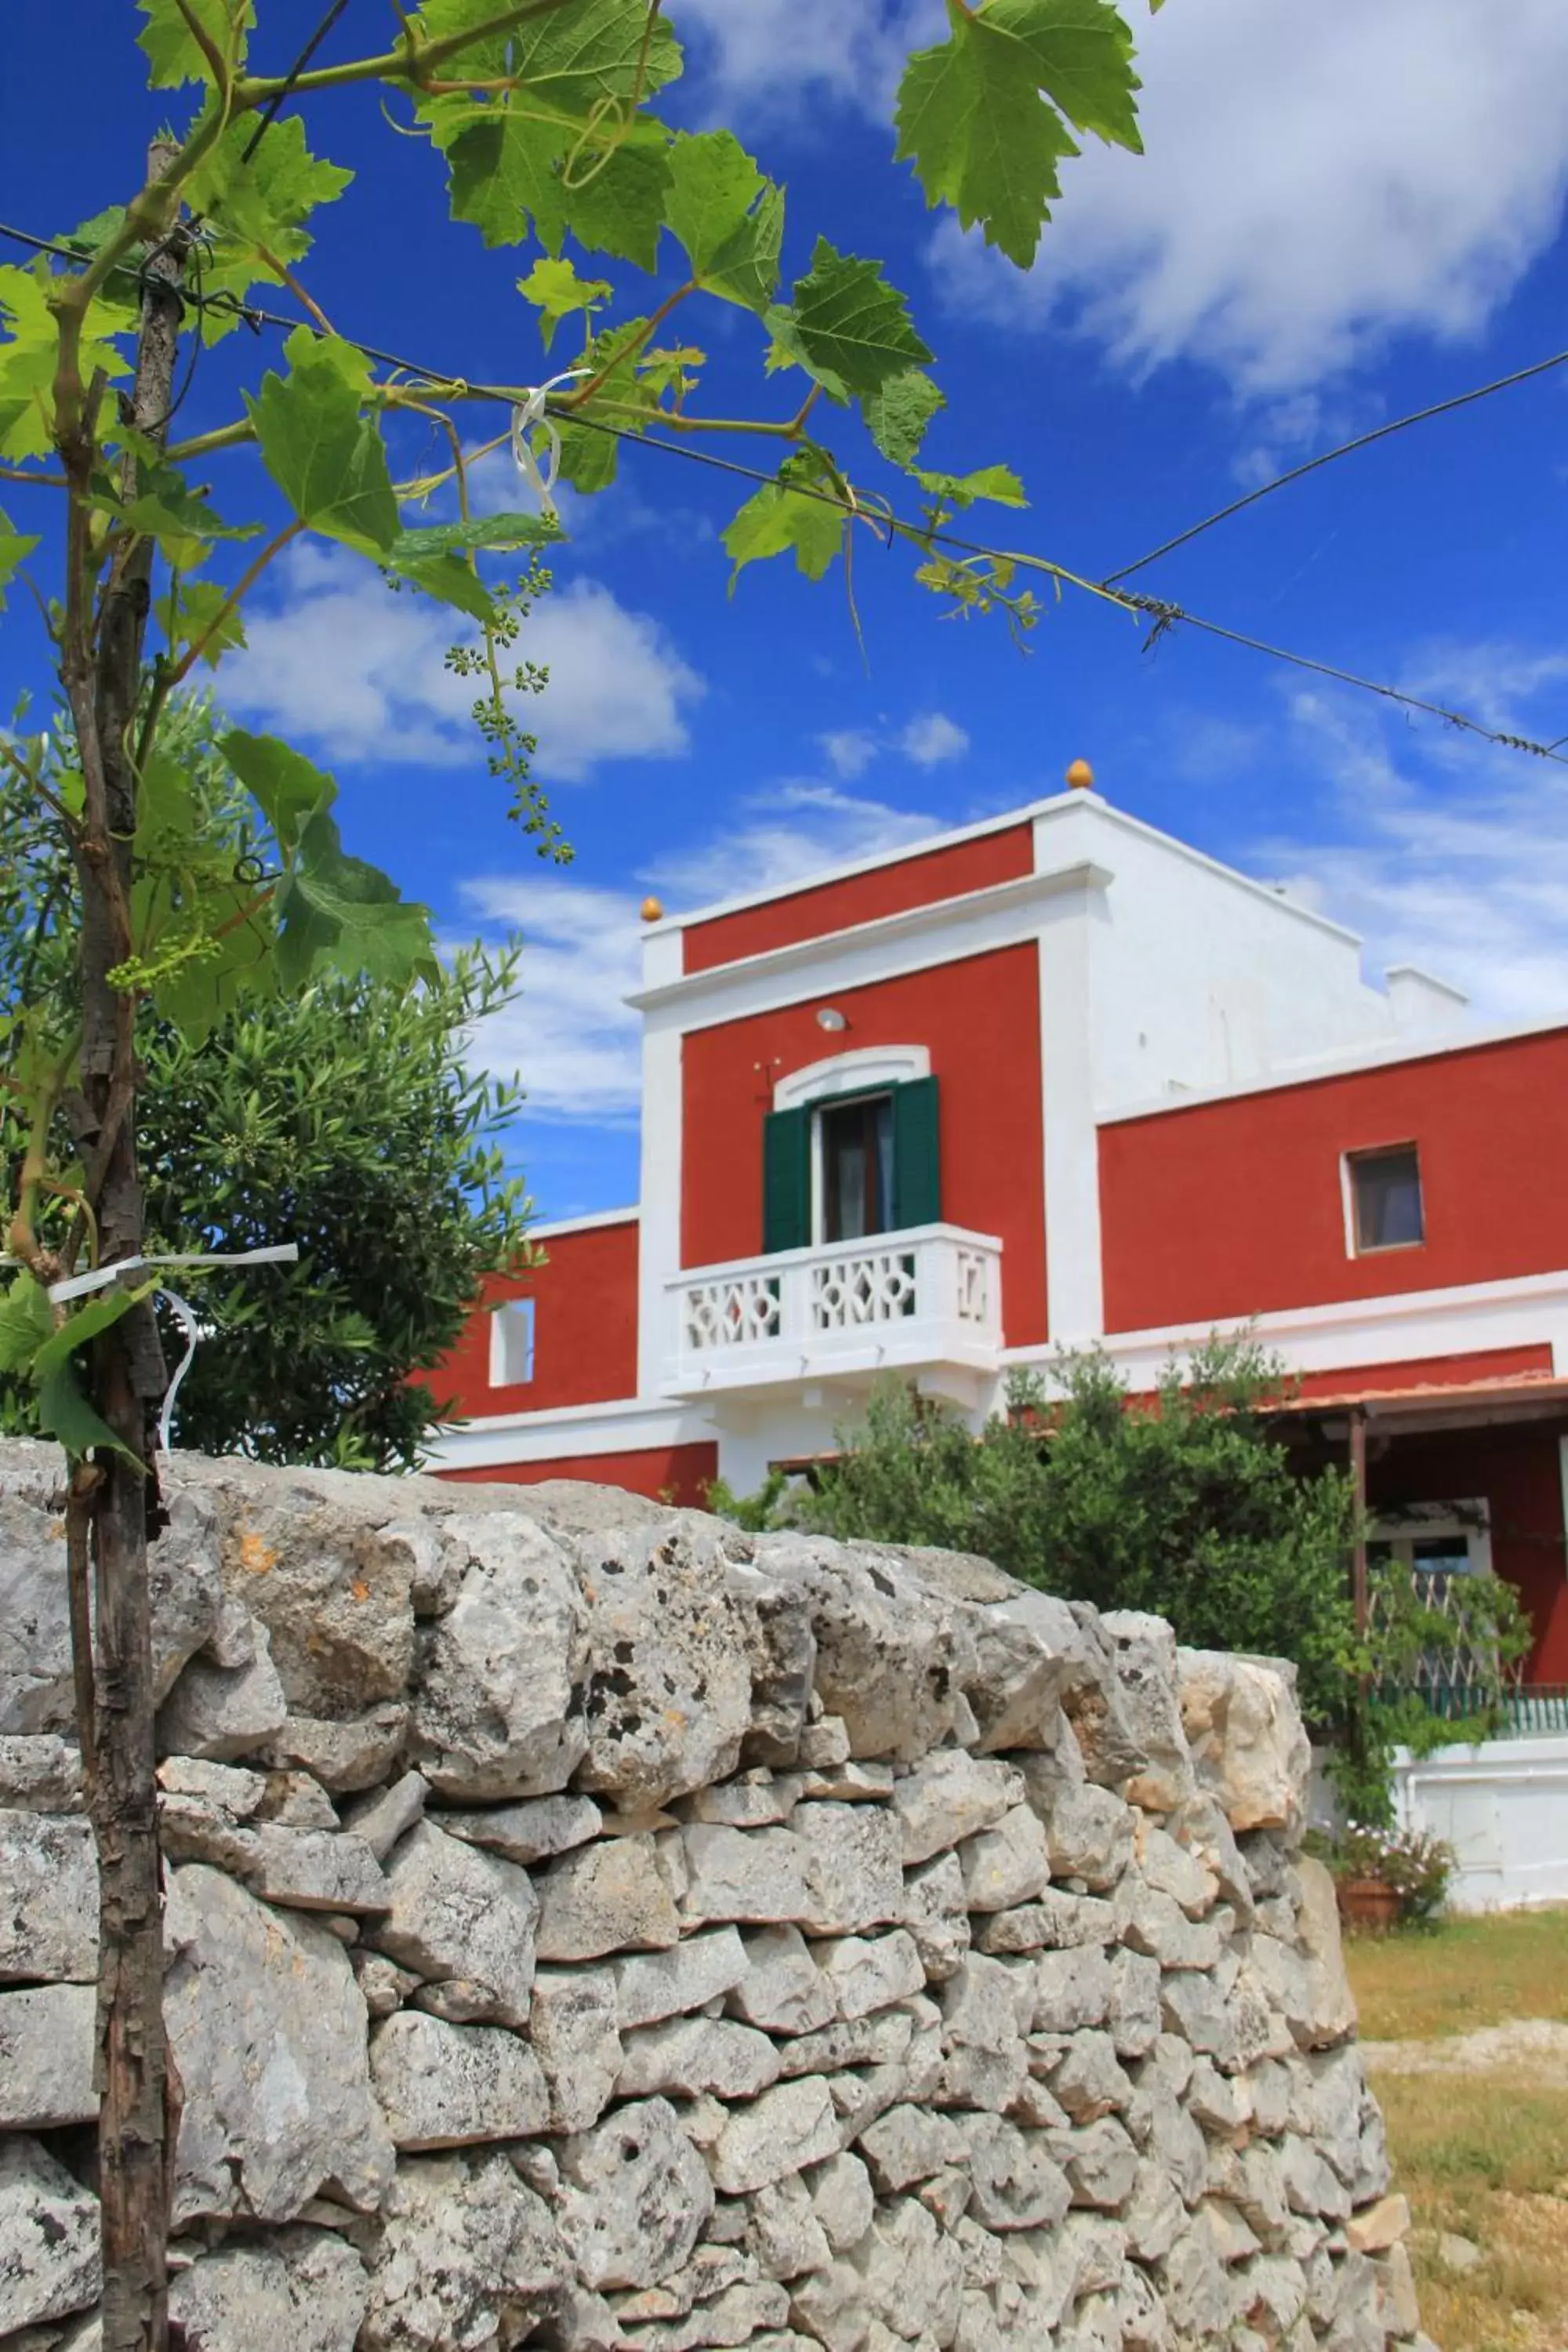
[
  {"left": 820, "top": 1093, "right": 895, "bottom": 1242},
  {"left": 489, "top": 1297, "right": 535, "bottom": 1387},
  {"left": 1347, "top": 1143, "right": 1424, "bottom": 1254}
]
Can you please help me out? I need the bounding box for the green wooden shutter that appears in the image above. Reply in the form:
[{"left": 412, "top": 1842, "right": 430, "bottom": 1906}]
[
  {"left": 891, "top": 1075, "right": 942, "bottom": 1230},
  {"left": 762, "top": 1105, "right": 811, "bottom": 1253}
]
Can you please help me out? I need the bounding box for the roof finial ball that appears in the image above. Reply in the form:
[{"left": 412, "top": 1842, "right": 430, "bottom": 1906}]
[
  {"left": 1065, "top": 757, "right": 1096, "bottom": 793},
  {"left": 640, "top": 895, "right": 665, "bottom": 924}
]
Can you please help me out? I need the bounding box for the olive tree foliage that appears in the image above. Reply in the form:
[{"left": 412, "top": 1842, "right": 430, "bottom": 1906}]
[
  {"left": 0, "top": 4, "right": 1168, "bottom": 2339},
  {"left": 2, "top": 695, "right": 532, "bottom": 1471}
]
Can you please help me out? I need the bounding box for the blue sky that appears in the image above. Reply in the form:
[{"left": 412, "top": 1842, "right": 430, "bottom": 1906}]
[{"left": 6, "top": 2, "right": 1568, "bottom": 1220}]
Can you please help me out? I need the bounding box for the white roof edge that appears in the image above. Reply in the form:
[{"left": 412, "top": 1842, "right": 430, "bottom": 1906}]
[
  {"left": 1385, "top": 963, "right": 1470, "bottom": 1001},
  {"left": 1077, "top": 798, "right": 1366, "bottom": 951},
  {"left": 1099, "top": 1008, "right": 1568, "bottom": 1125},
  {"left": 528, "top": 1207, "right": 640, "bottom": 1240}
]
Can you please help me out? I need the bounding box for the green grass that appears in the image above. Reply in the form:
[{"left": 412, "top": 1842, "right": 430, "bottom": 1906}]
[{"left": 1348, "top": 1905, "right": 1568, "bottom": 2042}]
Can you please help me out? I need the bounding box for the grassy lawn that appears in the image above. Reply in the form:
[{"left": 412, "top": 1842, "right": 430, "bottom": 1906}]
[{"left": 1345, "top": 1909, "right": 1568, "bottom": 2352}]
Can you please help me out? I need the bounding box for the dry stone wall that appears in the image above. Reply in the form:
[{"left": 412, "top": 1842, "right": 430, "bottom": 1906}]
[{"left": 0, "top": 1442, "right": 1428, "bottom": 2352}]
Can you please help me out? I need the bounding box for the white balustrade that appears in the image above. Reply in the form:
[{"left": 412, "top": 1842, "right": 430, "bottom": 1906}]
[{"left": 664, "top": 1224, "right": 1003, "bottom": 1397}]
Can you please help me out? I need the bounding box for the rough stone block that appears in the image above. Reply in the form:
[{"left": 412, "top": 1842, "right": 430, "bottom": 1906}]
[
  {"left": 560, "top": 2099, "right": 715, "bottom": 2288},
  {"left": 0, "top": 1809, "right": 96, "bottom": 1981},
  {"left": 538, "top": 1834, "right": 681, "bottom": 1961},
  {"left": 366, "top": 1818, "right": 537, "bottom": 2024},
  {"left": 370, "top": 2011, "right": 550, "bottom": 2149},
  {"left": 0, "top": 2136, "right": 100, "bottom": 2336},
  {"left": 0, "top": 1983, "right": 96, "bottom": 2128}
]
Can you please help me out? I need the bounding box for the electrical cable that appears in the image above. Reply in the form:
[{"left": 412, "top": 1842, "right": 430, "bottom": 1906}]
[{"left": 2, "top": 217, "right": 1564, "bottom": 769}]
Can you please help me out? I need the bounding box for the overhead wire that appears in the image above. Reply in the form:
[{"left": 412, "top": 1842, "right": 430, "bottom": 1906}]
[{"left": 2, "top": 216, "right": 1565, "bottom": 770}]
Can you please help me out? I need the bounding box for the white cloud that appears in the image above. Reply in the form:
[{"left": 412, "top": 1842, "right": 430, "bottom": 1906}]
[
  {"left": 462, "top": 779, "right": 941, "bottom": 1123},
  {"left": 223, "top": 547, "right": 704, "bottom": 781},
  {"left": 672, "top": 0, "right": 938, "bottom": 120},
  {"left": 1254, "top": 652, "right": 1568, "bottom": 1023},
  {"left": 931, "top": 0, "right": 1568, "bottom": 394},
  {"left": 818, "top": 728, "right": 880, "bottom": 780},
  {"left": 901, "top": 711, "right": 970, "bottom": 767}
]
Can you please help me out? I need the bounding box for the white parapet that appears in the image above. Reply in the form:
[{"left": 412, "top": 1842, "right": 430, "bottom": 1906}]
[{"left": 1395, "top": 1733, "right": 1568, "bottom": 1911}]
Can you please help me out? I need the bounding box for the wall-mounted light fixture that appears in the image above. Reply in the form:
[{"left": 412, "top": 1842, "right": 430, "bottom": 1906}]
[{"left": 815, "top": 1007, "right": 848, "bottom": 1033}]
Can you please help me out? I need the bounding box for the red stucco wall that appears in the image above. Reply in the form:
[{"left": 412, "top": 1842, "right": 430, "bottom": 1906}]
[
  {"left": 434, "top": 1221, "right": 640, "bottom": 1421},
  {"left": 681, "top": 945, "right": 1048, "bottom": 1347},
  {"left": 438, "top": 1442, "right": 718, "bottom": 1510}
]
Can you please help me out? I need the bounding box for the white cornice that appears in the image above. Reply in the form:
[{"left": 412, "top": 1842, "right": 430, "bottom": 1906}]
[{"left": 528, "top": 1207, "right": 640, "bottom": 1240}]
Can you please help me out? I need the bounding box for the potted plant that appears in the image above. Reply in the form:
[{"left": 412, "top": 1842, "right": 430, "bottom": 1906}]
[{"left": 1318, "top": 1822, "right": 1456, "bottom": 1932}]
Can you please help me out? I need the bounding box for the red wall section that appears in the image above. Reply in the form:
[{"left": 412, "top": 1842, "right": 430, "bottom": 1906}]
[
  {"left": 1293, "top": 1345, "right": 1555, "bottom": 1401},
  {"left": 682, "top": 826, "right": 1034, "bottom": 975},
  {"left": 1102, "top": 1026, "right": 1568, "bottom": 1331},
  {"left": 1366, "top": 1424, "right": 1568, "bottom": 1684},
  {"left": 681, "top": 945, "right": 1048, "bottom": 1346},
  {"left": 440, "top": 1442, "right": 718, "bottom": 1510},
  {"left": 434, "top": 1221, "right": 640, "bottom": 1419}
]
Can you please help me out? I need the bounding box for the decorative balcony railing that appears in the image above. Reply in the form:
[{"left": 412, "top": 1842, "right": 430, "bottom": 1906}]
[{"left": 664, "top": 1223, "right": 1004, "bottom": 1399}]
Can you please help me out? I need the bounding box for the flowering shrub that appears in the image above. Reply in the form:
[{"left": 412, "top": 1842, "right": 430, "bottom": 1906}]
[{"left": 1315, "top": 1821, "right": 1456, "bottom": 1925}]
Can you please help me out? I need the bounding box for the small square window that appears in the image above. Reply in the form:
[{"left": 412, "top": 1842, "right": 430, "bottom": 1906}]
[
  {"left": 1348, "top": 1144, "right": 1424, "bottom": 1254},
  {"left": 490, "top": 1298, "right": 536, "bottom": 1387}
]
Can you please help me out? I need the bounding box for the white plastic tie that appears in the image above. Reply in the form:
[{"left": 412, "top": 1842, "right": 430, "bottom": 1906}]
[
  {"left": 510, "top": 367, "right": 592, "bottom": 512},
  {"left": 156, "top": 1288, "right": 203, "bottom": 1455},
  {"left": 44, "top": 1243, "right": 299, "bottom": 1306}
]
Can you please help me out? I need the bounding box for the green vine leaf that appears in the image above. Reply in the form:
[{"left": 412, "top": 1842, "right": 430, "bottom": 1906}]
[
  {"left": 186, "top": 114, "right": 353, "bottom": 339},
  {"left": 223, "top": 729, "right": 336, "bottom": 859},
  {"left": 246, "top": 328, "right": 399, "bottom": 557},
  {"left": 0, "top": 1272, "right": 53, "bottom": 1377},
  {"left": 723, "top": 455, "right": 845, "bottom": 588},
  {"left": 786, "top": 240, "right": 934, "bottom": 401},
  {"left": 37, "top": 1359, "right": 139, "bottom": 1465},
  {"left": 518, "top": 257, "right": 612, "bottom": 351},
  {"left": 895, "top": 0, "right": 1142, "bottom": 268},
  {"left": 862, "top": 370, "right": 946, "bottom": 470},
  {"left": 137, "top": 0, "right": 252, "bottom": 87},
  {"left": 559, "top": 122, "right": 673, "bottom": 272},
  {"left": 0, "top": 509, "right": 39, "bottom": 611},
  {"left": 916, "top": 463, "right": 1029, "bottom": 510},
  {"left": 275, "top": 810, "right": 437, "bottom": 993},
  {"left": 0, "top": 264, "right": 132, "bottom": 463},
  {"left": 157, "top": 579, "right": 247, "bottom": 669},
  {"left": 663, "top": 131, "right": 785, "bottom": 316},
  {"left": 99, "top": 461, "right": 259, "bottom": 572},
  {"left": 392, "top": 514, "right": 563, "bottom": 563}
]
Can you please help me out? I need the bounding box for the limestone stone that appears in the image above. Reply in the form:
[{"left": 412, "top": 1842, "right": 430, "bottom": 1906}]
[
  {"left": 1280, "top": 2134, "right": 1352, "bottom": 2222},
  {"left": 1108, "top": 1947, "right": 1162, "bottom": 2060},
  {"left": 750, "top": 1534, "right": 974, "bottom": 1761},
  {"left": 560, "top": 2098, "right": 716, "bottom": 2288},
  {"left": 0, "top": 1733, "right": 82, "bottom": 1809},
  {"left": 1175, "top": 1652, "right": 1310, "bottom": 1835},
  {"left": 805, "top": 2153, "right": 875, "bottom": 2256},
  {"left": 166, "top": 2233, "right": 368, "bottom": 2352},
  {"left": 618, "top": 2014, "right": 782, "bottom": 2100},
  {"left": 260, "top": 1703, "right": 409, "bottom": 1794},
  {"left": 815, "top": 1929, "right": 925, "bottom": 2020},
  {"left": 797, "top": 1715, "right": 851, "bottom": 1769},
  {"left": 1050, "top": 2117, "right": 1139, "bottom": 2210},
  {"left": 748, "top": 2176, "right": 833, "bottom": 2281},
  {"left": 574, "top": 1524, "right": 762, "bottom": 1807},
  {"left": 689, "top": 1773, "right": 803, "bottom": 1828},
  {"left": 710, "top": 2078, "right": 841, "bottom": 2195},
  {"left": 539, "top": 1835, "right": 682, "bottom": 1960},
  {"left": 436, "top": 1790, "right": 603, "bottom": 1868},
  {"left": 741, "top": 1581, "right": 819, "bottom": 1771},
  {"left": 246, "top": 1824, "right": 389, "bottom": 1915},
  {"left": 1125, "top": 2086, "right": 1207, "bottom": 2212},
  {"left": 615, "top": 1926, "right": 750, "bottom": 2030},
  {"left": 1123, "top": 2160, "right": 1186, "bottom": 2263},
  {"left": 0, "top": 2136, "right": 100, "bottom": 2336},
  {"left": 371, "top": 2010, "right": 550, "bottom": 2149},
  {"left": 0, "top": 1809, "right": 96, "bottom": 1981},
  {"left": 891, "top": 1751, "right": 1023, "bottom": 1866},
  {"left": 1118, "top": 1882, "right": 1222, "bottom": 1973},
  {"left": 354, "top": 1950, "right": 419, "bottom": 2017},
  {"left": 1157, "top": 2228, "right": 1232, "bottom": 2345},
  {"left": 902, "top": 1851, "right": 971, "bottom": 1982},
  {"left": 955, "top": 2116, "right": 1072, "bottom": 2232},
  {"left": 775, "top": 2010, "right": 915, "bottom": 2079},
  {"left": 1022, "top": 1773, "right": 1134, "bottom": 1892},
  {"left": 786, "top": 2256, "right": 873, "bottom": 2352},
  {"left": 411, "top": 1513, "right": 587, "bottom": 1800},
  {"left": 1050, "top": 2031, "right": 1134, "bottom": 2122},
  {"left": 625, "top": 2281, "right": 793, "bottom": 2350},
  {"left": 366, "top": 1819, "right": 536, "bottom": 2024},
  {"left": 857, "top": 2105, "right": 965, "bottom": 2193},
  {"left": 1237, "top": 2254, "right": 1308, "bottom": 2337},
  {"left": 612, "top": 2246, "right": 752, "bottom": 2322},
  {"left": 942, "top": 1952, "right": 1033, "bottom": 2054},
  {"left": 724, "top": 1925, "right": 835, "bottom": 2036},
  {"left": 681, "top": 1824, "right": 810, "bottom": 1927},
  {"left": 794, "top": 1802, "right": 904, "bottom": 1936},
  {"left": 342, "top": 1770, "right": 429, "bottom": 1861},
  {"left": 1137, "top": 1825, "right": 1215, "bottom": 1918},
  {"left": 959, "top": 1804, "right": 1051, "bottom": 1911},
  {"left": 1033, "top": 1944, "right": 1115, "bottom": 2034},
  {"left": 1198, "top": 2198, "right": 1261, "bottom": 2266},
  {"left": 951, "top": 1585, "right": 1089, "bottom": 1755},
  {"left": 1100, "top": 1613, "right": 1196, "bottom": 1814},
  {"left": 163, "top": 1863, "right": 395, "bottom": 2224},
  {"left": 156, "top": 1626, "right": 289, "bottom": 1763},
  {"left": 0, "top": 1984, "right": 96, "bottom": 2127},
  {"left": 1292, "top": 1857, "right": 1359, "bottom": 2048},
  {"left": 852, "top": 2197, "right": 965, "bottom": 2343},
  {"left": 362, "top": 2151, "right": 569, "bottom": 2351},
  {"left": 1159, "top": 1968, "right": 1235, "bottom": 2059},
  {"left": 797, "top": 1762, "right": 893, "bottom": 1803},
  {"left": 978, "top": 1887, "right": 1118, "bottom": 1955}
]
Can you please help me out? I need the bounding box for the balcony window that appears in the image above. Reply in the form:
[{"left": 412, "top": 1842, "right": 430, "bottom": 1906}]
[
  {"left": 1347, "top": 1143, "right": 1424, "bottom": 1254},
  {"left": 821, "top": 1093, "right": 895, "bottom": 1242},
  {"left": 763, "top": 1075, "right": 941, "bottom": 1254}
]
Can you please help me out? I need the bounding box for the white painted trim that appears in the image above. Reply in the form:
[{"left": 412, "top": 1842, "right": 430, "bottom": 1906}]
[
  {"left": 637, "top": 1020, "right": 683, "bottom": 1396},
  {"left": 630, "top": 863, "right": 1112, "bottom": 1032},
  {"left": 773, "top": 1044, "right": 930, "bottom": 1111},
  {"left": 427, "top": 1393, "right": 709, "bottom": 1473},
  {"left": 1558, "top": 1439, "right": 1568, "bottom": 1580},
  {"left": 1101, "top": 1010, "right": 1568, "bottom": 1125},
  {"left": 529, "top": 1207, "right": 639, "bottom": 1241},
  {"left": 1034, "top": 864, "right": 1103, "bottom": 1339},
  {"left": 1005, "top": 1264, "right": 1568, "bottom": 1382},
  {"left": 1385, "top": 962, "right": 1469, "bottom": 1004},
  {"left": 1371, "top": 1500, "right": 1494, "bottom": 1582}
]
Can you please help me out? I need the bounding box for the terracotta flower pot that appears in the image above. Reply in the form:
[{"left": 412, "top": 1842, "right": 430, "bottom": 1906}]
[{"left": 1336, "top": 1877, "right": 1403, "bottom": 1934}]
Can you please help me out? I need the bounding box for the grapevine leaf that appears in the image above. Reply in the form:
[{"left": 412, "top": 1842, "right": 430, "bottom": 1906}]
[
  {"left": 561, "top": 123, "right": 673, "bottom": 271},
  {"left": 0, "top": 264, "right": 131, "bottom": 461},
  {"left": 555, "top": 419, "right": 619, "bottom": 494},
  {"left": 275, "top": 808, "right": 436, "bottom": 993},
  {"left": 506, "top": 0, "right": 683, "bottom": 115},
  {"left": 762, "top": 303, "right": 849, "bottom": 406},
  {"left": 916, "top": 463, "right": 1029, "bottom": 509},
  {"left": 663, "top": 131, "right": 785, "bottom": 314},
  {"left": 0, "top": 509, "right": 39, "bottom": 611},
  {"left": 787, "top": 240, "right": 933, "bottom": 400},
  {"left": 245, "top": 328, "right": 399, "bottom": 556},
  {"left": 223, "top": 728, "right": 336, "bottom": 859},
  {"left": 106, "top": 463, "right": 260, "bottom": 569},
  {"left": 390, "top": 514, "right": 561, "bottom": 563},
  {"left": 187, "top": 114, "right": 352, "bottom": 337},
  {"left": 37, "top": 1360, "right": 140, "bottom": 1464},
  {"left": 723, "top": 456, "right": 845, "bottom": 588},
  {"left": 430, "top": 103, "right": 571, "bottom": 251},
  {"left": 157, "top": 579, "right": 247, "bottom": 668},
  {"left": 388, "top": 554, "right": 497, "bottom": 625},
  {"left": 554, "top": 316, "right": 655, "bottom": 493},
  {"left": 137, "top": 0, "right": 252, "bottom": 86},
  {"left": 0, "top": 1272, "right": 53, "bottom": 1377},
  {"left": 862, "top": 370, "right": 946, "bottom": 470},
  {"left": 518, "top": 256, "right": 612, "bottom": 352},
  {"left": 895, "top": 0, "right": 1140, "bottom": 268},
  {"left": 32, "top": 1281, "right": 161, "bottom": 1379}
]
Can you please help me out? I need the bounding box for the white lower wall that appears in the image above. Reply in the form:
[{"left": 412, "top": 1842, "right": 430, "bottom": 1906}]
[{"left": 1394, "top": 1734, "right": 1568, "bottom": 1911}]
